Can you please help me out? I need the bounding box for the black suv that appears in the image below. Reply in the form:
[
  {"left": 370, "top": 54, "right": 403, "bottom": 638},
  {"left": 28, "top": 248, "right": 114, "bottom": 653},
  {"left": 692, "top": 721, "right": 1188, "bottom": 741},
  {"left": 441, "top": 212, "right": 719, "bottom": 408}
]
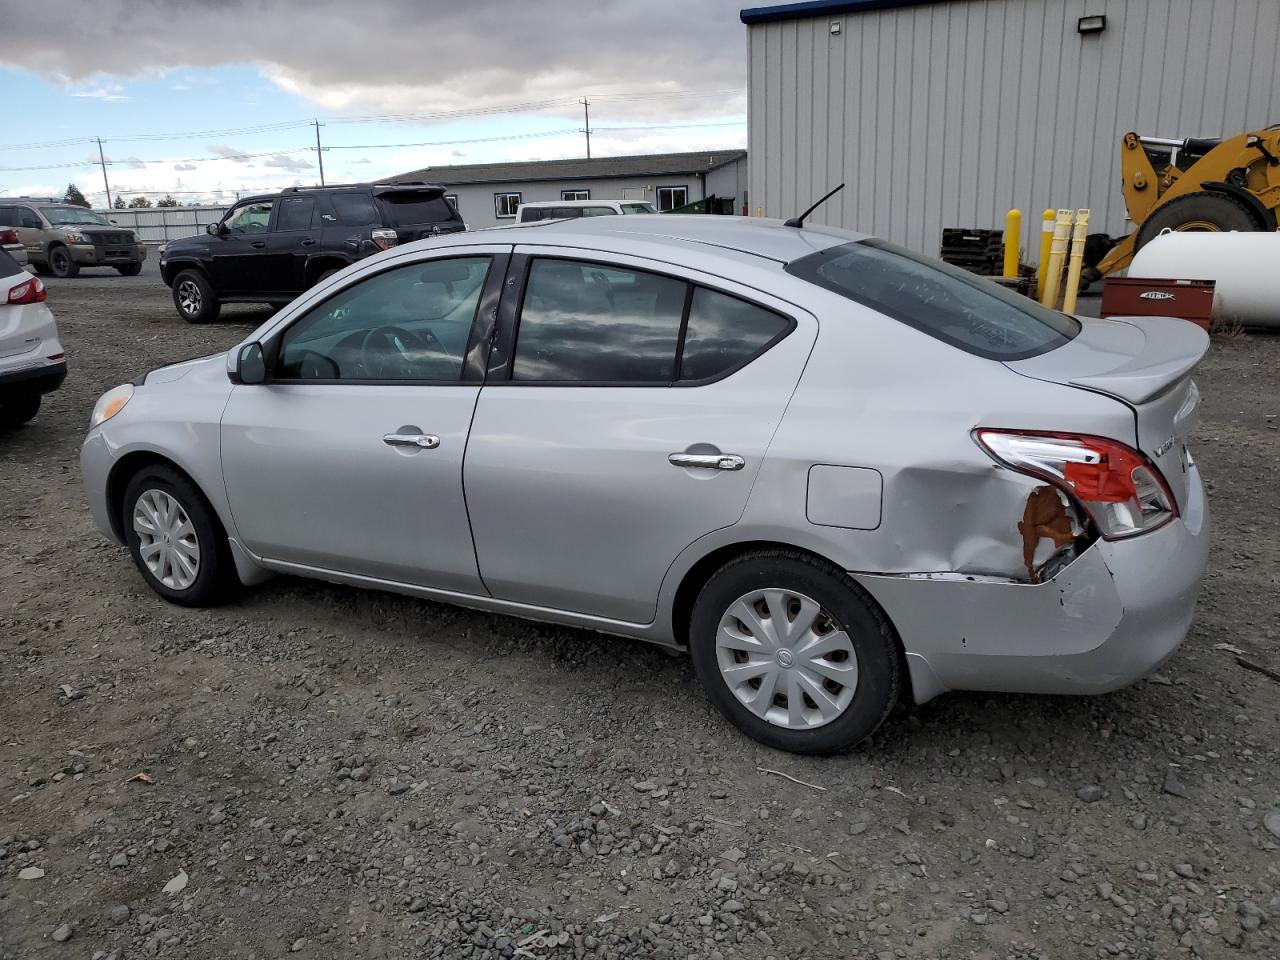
[{"left": 159, "top": 182, "right": 464, "bottom": 322}]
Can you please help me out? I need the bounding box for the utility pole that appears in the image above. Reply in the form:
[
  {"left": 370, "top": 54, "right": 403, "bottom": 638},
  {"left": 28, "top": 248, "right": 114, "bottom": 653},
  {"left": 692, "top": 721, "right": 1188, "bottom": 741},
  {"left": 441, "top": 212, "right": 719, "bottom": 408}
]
[
  {"left": 580, "top": 98, "right": 591, "bottom": 159},
  {"left": 313, "top": 119, "right": 326, "bottom": 186},
  {"left": 95, "top": 137, "right": 113, "bottom": 208}
]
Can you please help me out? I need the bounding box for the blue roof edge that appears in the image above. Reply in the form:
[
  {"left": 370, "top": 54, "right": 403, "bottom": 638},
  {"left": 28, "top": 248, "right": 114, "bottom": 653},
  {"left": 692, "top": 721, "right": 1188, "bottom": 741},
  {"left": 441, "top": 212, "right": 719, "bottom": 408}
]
[{"left": 741, "top": 0, "right": 941, "bottom": 25}]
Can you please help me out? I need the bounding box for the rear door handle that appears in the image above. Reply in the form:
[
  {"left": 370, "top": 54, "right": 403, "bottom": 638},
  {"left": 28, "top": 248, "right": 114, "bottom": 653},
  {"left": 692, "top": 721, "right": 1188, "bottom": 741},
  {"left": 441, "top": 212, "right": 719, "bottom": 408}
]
[
  {"left": 383, "top": 433, "right": 440, "bottom": 449},
  {"left": 668, "top": 452, "right": 745, "bottom": 471},
  {"left": 299, "top": 238, "right": 316, "bottom": 246},
  {"left": 250, "top": 240, "right": 266, "bottom": 249}
]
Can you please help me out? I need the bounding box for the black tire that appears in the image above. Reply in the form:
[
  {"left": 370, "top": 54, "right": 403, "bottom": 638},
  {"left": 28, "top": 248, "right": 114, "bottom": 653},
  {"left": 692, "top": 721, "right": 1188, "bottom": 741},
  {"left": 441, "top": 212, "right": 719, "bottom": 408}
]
[
  {"left": 117, "top": 263, "right": 142, "bottom": 276},
  {"left": 121, "top": 463, "right": 236, "bottom": 607},
  {"left": 0, "top": 395, "right": 40, "bottom": 428},
  {"left": 689, "top": 549, "right": 900, "bottom": 755},
  {"left": 1134, "top": 191, "right": 1263, "bottom": 252},
  {"left": 48, "top": 245, "right": 79, "bottom": 278},
  {"left": 32, "top": 262, "right": 53, "bottom": 277},
  {"left": 171, "top": 269, "right": 221, "bottom": 324}
]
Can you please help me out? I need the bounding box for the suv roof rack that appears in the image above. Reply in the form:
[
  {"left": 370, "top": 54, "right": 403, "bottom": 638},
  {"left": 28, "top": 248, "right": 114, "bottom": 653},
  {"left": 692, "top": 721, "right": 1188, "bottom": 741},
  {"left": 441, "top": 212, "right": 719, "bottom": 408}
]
[{"left": 0, "top": 196, "right": 62, "bottom": 202}]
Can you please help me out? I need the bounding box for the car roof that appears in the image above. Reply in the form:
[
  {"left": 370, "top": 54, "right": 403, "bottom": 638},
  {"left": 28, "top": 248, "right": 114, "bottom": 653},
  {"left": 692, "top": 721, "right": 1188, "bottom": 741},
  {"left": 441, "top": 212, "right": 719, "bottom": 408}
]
[
  {"left": 476, "top": 214, "right": 869, "bottom": 265},
  {"left": 518, "top": 199, "right": 637, "bottom": 208}
]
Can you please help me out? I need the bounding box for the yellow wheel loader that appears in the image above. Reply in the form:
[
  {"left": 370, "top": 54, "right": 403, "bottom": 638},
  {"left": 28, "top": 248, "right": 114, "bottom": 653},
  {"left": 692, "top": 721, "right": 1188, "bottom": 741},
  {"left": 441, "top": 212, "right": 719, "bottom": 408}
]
[{"left": 1092, "top": 127, "right": 1280, "bottom": 279}]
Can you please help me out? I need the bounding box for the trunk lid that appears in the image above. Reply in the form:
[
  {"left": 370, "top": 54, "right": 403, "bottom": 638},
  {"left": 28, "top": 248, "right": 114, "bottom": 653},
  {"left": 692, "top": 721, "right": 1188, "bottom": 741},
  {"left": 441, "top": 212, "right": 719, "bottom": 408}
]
[{"left": 1005, "top": 315, "right": 1209, "bottom": 509}]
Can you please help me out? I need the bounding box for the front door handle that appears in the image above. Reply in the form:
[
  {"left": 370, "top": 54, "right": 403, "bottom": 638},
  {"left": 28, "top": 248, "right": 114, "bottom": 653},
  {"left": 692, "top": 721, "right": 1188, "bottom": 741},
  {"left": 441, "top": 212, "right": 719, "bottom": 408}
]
[
  {"left": 250, "top": 240, "right": 266, "bottom": 249},
  {"left": 668, "top": 452, "right": 745, "bottom": 471},
  {"left": 383, "top": 433, "right": 440, "bottom": 449}
]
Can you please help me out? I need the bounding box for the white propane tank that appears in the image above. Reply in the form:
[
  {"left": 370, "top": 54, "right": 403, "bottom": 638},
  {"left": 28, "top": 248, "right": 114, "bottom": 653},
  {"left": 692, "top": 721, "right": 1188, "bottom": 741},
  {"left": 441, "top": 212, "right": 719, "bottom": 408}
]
[{"left": 1127, "top": 231, "right": 1280, "bottom": 328}]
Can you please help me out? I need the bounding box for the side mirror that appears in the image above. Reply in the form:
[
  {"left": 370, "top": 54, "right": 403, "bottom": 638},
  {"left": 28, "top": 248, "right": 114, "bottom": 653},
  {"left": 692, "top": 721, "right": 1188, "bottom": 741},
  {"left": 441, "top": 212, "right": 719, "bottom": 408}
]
[
  {"left": 207, "top": 222, "right": 224, "bottom": 235},
  {"left": 228, "top": 342, "right": 267, "bottom": 385}
]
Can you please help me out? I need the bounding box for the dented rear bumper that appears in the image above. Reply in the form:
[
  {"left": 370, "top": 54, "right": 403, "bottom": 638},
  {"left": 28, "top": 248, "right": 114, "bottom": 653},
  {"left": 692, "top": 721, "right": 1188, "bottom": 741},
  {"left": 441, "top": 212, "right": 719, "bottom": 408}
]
[{"left": 855, "top": 463, "right": 1209, "bottom": 704}]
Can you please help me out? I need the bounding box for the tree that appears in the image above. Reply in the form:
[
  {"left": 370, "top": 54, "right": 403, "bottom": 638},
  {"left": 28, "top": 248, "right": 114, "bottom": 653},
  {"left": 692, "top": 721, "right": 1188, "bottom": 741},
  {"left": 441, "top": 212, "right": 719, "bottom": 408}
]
[
  {"left": 112, "top": 195, "right": 126, "bottom": 210},
  {"left": 156, "top": 194, "right": 178, "bottom": 208},
  {"left": 63, "top": 183, "right": 90, "bottom": 208},
  {"left": 127, "top": 196, "right": 153, "bottom": 208}
]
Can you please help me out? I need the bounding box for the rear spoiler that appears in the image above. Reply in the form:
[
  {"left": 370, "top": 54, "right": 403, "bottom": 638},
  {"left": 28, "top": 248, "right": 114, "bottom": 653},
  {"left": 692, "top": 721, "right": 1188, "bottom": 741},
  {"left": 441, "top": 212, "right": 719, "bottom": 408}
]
[{"left": 371, "top": 182, "right": 447, "bottom": 198}]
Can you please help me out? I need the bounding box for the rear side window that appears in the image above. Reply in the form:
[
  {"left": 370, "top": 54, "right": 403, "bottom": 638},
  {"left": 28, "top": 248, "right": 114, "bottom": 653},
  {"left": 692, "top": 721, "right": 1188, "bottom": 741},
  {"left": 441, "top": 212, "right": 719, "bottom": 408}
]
[
  {"left": 680, "top": 288, "right": 791, "bottom": 381},
  {"left": 785, "top": 240, "right": 1080, "bottom": 360},
  {"left": 513, "top": 259, "right": 686, "bottom": 382},
  {"left": 276, "top": 196, "right": 315, "bottom": 231},
  {"left": 329, "top": 193, "right": 378, "bottom": 226},
  {"left": 377, "top": 192, "right": 457, "bottom": 226}
]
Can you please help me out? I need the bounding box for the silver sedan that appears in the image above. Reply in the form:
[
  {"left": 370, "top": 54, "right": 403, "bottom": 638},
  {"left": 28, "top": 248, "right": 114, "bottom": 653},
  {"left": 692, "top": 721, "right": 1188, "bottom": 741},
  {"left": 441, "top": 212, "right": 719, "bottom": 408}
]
[{"left": 81, "top": 216, "right": 1210, "bottom": 754}]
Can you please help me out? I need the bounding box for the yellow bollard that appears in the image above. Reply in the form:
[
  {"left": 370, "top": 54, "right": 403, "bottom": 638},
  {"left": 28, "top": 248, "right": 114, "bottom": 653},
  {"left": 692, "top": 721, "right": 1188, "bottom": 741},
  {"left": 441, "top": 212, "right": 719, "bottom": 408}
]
[
  {"left": 1061, "top": 209, "right": 1091, "bottom": 315},
  {"left": 1039, "top": 209, "right": 1073, "bottom": 308},
  {"left": 756, "top": 206, "right": 762, "bottom": 218},
  {"left": 1035, "top": 209, "right": 1055, "bottom": 301},
  {"left": 1003, "top": 209, "right": 1022, "bottom": 278}
]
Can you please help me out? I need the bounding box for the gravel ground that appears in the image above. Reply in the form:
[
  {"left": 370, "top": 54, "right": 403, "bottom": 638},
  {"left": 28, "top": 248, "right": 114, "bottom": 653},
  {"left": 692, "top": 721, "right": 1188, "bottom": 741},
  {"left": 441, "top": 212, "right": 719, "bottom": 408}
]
[{"left": 1, "top": 263, "right": 1278, "bottom": 960}]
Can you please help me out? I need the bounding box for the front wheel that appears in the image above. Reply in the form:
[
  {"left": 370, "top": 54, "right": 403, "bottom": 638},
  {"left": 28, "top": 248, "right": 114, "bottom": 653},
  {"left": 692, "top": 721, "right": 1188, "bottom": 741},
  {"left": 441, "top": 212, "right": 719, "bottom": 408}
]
[
  {"left": 48, "top": 246, "right": 79, "bottom": 278},
  {"left": 689, "top": 550, "right": 900, "bottom": 755},
  {"left": 0, "top": 395, "right": 41, "bottom": 428},
  {"left": 117, "top": 263, "right": 142, "bottom": 276},
  {"left": 171, "top": 269, "right": 220, "bottom": 323},
  {"left": 122, "top": 464, "right": 235, "bottom": 607}
]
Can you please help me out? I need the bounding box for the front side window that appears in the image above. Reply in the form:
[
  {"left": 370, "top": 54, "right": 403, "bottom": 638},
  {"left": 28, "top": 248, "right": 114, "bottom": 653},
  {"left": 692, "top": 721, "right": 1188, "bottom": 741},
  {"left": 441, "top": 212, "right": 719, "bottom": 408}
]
[
  {"left": 495, "top": 193, "right": 521, "bottom": 219},
  {"left": 656, "top": 186, "right": 688, "bottom": 212},
  {"left": 224, "top": 201, "right": 274, "bottom": 234},
  {"left": 40, "top": 206, "right": 109, "bottom": 226},
  {"left": 276, "top": 196, "right": 315, "bottom": 232},
  {"left": 329, "top": 193, "right": 378, "bottom": 226},
  {"left": 562, "top": 189, "right": 590, "bottom": 201},
  {"left": 513, "top": 259, "right": 686, "bottom": 382},
  {"left": 679, "top": 288, "right": 792, "bottom": 381},
  {"left": 276, "top": 257, "right": 491, "bottom": 381},
  {"left": 786, "top": 240, "right": 1079, "bottom": 360}
]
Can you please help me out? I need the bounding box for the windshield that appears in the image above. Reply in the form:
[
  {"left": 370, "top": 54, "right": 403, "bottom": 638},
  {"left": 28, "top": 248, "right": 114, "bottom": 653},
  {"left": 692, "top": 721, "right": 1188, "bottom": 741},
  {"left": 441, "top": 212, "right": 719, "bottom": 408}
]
[
  {"left": 40, "top": 206, "right": 110, "bottom": 226},
  {"left": 785, "top": 239, "right": 1080, "bottom": 360},
  {"left": 621, "top": 203, "right": 656, "bottom": 214}
]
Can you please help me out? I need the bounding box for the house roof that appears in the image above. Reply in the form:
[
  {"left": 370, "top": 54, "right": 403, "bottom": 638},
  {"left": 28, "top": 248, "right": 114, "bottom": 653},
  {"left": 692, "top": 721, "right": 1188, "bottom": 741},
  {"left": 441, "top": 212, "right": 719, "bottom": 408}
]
[
  {"left": 740, "top": 0, "right": 941, "bottom": 25},
  {"left": 389, "top": 150, "right": 747, "bottom": 187}
]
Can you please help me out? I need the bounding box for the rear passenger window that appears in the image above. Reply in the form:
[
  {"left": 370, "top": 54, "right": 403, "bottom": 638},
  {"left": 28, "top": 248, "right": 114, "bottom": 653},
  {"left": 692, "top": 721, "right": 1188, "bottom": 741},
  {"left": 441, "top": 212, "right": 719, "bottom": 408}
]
[
  {"left": 276, "top": 196, "right": 315, "bottom": 231},
  {"left": 329, "top": 193, "right": 378, "bottom": 226},
  {"left": 513, "top": 259, "right": 686, "bottom": 382},
  {"left": 679, "top": 288, "right": 791, "bottom": 381}
]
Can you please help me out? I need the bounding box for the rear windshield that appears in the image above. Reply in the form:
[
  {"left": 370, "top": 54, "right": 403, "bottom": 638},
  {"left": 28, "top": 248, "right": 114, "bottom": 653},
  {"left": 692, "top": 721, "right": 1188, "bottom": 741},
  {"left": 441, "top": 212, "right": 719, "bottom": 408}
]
[
  {"left": 376, "top": 191, "right": 458, "bottom": 226},
  {"left": 785, "top": 239, "right": 1080, "bottom": 360},
  {"left": 0, "top": 245, "right": 22, "bottom": 279}
]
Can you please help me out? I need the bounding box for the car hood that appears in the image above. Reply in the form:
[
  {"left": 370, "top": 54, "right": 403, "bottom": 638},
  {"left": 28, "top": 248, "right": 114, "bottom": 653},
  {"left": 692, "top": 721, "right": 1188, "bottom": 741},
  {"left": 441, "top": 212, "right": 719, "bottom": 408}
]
[
  {"left": 142, "top": 352, "right": 227, "bottom": 386},
  {"left": 161, "top": 234, "right": 209, "bottom": 255}
]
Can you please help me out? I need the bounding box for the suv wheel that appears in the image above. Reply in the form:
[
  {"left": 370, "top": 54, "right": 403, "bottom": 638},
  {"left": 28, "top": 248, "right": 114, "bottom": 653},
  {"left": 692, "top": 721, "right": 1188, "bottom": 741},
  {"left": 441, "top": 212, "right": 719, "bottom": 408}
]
[
  {"left": 689, "top": 549, "right": 900, "bottom": 755},
  {"left": 172, "top": 269, "right": 221, "bottom": 323},
  {"left": 32, "top": 263, "right": 53, "bottom": 277},
  {"left": 117, "top": 263, "right": 142, "bottom": 277},
  {"left": 0, "top": 395, "right": 41, "bottom": 428},
  {"left": 48, "top": 246, "right": 79, "bottom": 278},
  {"left": 122, "top": 464, "right": 235, "bottom": 607}
]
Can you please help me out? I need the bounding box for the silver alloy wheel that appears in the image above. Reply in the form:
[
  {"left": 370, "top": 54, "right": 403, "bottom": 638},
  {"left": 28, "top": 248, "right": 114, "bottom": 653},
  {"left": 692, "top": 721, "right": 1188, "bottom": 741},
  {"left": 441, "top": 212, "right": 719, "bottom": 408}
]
[
  {"left": 715, "top": 588, "right": 858, "bottom": 730},
  {"left": 177, "top": 278, "right": 202, "bottom": 316},
  {"left": 132, "top": 489, "right": 200, "bottom": 590}
]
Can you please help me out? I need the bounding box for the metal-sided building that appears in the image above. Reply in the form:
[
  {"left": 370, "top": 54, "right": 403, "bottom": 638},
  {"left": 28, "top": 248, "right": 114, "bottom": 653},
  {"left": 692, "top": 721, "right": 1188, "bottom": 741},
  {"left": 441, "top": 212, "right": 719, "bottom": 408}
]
[
  {"left": 391, "top": 151, "right": 748, "bottom": 229},
  {"left": 741, "top": 0, "right": 1280, "bottom": 254}
]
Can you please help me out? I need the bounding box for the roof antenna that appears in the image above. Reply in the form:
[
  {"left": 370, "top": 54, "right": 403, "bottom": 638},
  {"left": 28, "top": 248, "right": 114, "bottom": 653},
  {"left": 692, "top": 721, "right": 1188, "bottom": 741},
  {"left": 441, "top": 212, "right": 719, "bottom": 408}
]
[{"left": 784, "top": 183, "right": 845, "bottom": 228}]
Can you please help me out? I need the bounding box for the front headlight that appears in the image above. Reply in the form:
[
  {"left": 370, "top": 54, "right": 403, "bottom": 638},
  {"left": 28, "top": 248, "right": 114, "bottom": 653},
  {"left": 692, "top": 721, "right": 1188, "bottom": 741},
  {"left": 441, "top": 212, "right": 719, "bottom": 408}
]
[
  {"left": 64, "top": 231, "right": 86, "bottom": 243},
  {"left": 90, "top": 383, "right": 133, "bottom": 428}
]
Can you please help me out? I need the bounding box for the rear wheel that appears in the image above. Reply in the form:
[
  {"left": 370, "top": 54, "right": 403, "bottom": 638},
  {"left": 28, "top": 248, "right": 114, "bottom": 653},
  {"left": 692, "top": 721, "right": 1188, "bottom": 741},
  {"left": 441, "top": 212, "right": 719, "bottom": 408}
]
[
  {"left": 48, "top": 245, "right": 79, "bottom": 278},
  {"left": 0, "top": 395, "right": 40, "bottom": 428},
  {"left": 171, "top": 269, "right": 220, "bottom": 323},
  {"left": 1135, "top": 191, "right": 1263, "bottom": 252},
  {"left": 122, "top": 464, "right": 235, "bottom": 607},
  {"left": 689, "top": 549, "right": 900, "bottom": 755},
  {"left": 117, "top": 263, "right": 142, "bottom": 276}
]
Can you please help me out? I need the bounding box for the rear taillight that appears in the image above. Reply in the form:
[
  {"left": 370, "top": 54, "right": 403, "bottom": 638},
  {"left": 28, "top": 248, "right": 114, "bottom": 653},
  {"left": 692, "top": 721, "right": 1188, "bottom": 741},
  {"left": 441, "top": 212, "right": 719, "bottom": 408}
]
[
  {"left": 371, "top": 228, "right": 399, "bottom": 251},
  {"left": 975, "top": 429, "right": 1178, "bottom": 540},
  {"left": 0, "top": 229, "right": 18, "bottom": 244},
  {"left": 7, "top": 276, "right": 46, "bottom": 305}
]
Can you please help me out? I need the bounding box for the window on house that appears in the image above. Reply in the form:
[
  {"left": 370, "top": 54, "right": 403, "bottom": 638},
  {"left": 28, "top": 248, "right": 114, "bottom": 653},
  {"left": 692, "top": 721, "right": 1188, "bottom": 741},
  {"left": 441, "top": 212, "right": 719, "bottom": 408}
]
[
  {"left": 656, "top": 186, "right": 688, "bottom": 212},
  {"left": 444, "top": 194, "right": 459, "bottom": 213},
  {"left": 561, "top": 189, "right": 590, "bottom": 201},
  {"left": 494, "top": 193, "right": 522, "bottom": 219}
]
